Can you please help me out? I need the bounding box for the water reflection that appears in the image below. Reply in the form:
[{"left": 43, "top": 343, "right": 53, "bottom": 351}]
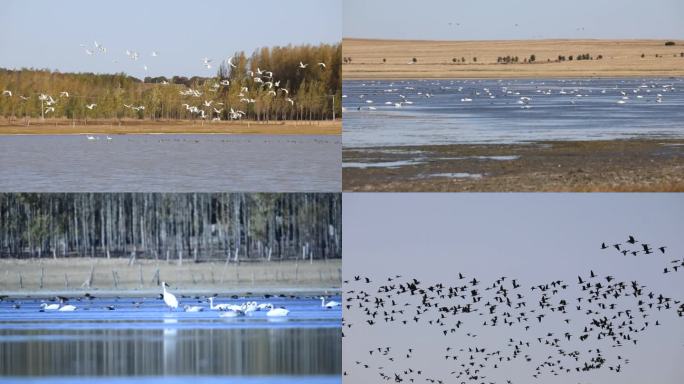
[{"left": 0, "top": 327, "right": 341, "bottom": 376}]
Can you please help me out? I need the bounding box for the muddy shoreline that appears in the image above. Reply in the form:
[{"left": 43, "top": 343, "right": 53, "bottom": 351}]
[{"left": 343, "top": 138, "right": 684, "bottom": 191}]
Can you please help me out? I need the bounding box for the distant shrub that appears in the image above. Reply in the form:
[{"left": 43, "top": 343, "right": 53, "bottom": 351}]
[
  {"left": 665, "top": 41, "right": 675, "bottom": 46},
  {"left": 453, "top": 58, "right": 458, "bottom": 63},
  {"left": 597, "top": 54, "right": 603, "bottom": 59},
  {"left": 568, "top": 55, "right": 573, "bottom": 61},
  {"left": 412, "top": 57, "right": 417, "bottom": 63},
  {"left": 472, "top": 57, "right": 477, "bottom": 62},
  {"left": 461, "top": 57, "right": 465, "bottom": 63},
  {"left": 529, "top": 54, "right": 536, "bottom": 62},
  {"left": 382, "top": 58, "right": 386, "bottom": 63},
  {"left": 641, "top": 53, "right": 645, "bottom": 58}
]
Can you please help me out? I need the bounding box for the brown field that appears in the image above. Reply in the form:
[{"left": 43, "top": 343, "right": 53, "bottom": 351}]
[
  {"left": 343, "top": 139, "right": 684, "bottom": 192},
  {"left": 343, "top": 38, "right": 684, "bottom": 79},
  {"left": 0, "top": 118, "right": 341, "bottom": 135},
  {"left": 0, "top": 258, "right": 341, "bottom": 295}
]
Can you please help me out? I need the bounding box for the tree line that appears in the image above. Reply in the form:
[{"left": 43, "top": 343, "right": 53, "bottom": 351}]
[
  {"left": 0, "top": 42, "right": 341, "bottom": 122},
  {"left": 0, "top": 193, "right": 341, "bottom": 263}
]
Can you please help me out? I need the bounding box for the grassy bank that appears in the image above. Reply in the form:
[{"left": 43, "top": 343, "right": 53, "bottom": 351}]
[
  {"left": 343, "top": 38, "right": 684, "bottom": 79},
  {"left": 0, "top": 119, "right": 341, "bottom": 135},
  {"left": 0, "top": 258, "right": 341, "bottom": 295},
  {"left": 343, "top": 138, "right": 684, "bottom": 192}
]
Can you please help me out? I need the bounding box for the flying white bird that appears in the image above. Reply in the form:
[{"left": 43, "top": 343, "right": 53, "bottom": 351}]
[
  {"left": 226, "top": 56, "right": 236, "bottom": 68},
  {"left": 60, "top": 91, "right": 69, "bottom": 98},
  {"left": 86, "top": 104, "right": 97, "bottom": 110},
  {"left": 318, "top": 62, "right": 326, "bottom": 68},
  {"left": 151, "top": 51, "right": 158, "bottom": 57},
  {"left": 298, "top": 61, "right": 308, "bottom": 69}
]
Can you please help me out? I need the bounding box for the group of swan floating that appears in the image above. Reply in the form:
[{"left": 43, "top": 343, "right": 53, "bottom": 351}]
[
  {"left": 35, "top": 282, "right": 340, "bottom": 317},
  {"left": 344, "top": 79, "right": 675, "bottom": 112}
]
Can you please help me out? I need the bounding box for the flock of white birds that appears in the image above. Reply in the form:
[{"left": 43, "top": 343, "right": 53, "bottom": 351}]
[
  {"left": 341, "top": 80, "right": 673, "bottom": 112},
  {"left": 1, "top": 40, "right": 330, "bottom": 128},
  {"left": 37, "top": 281, "right": 341, "bottom": 318}
]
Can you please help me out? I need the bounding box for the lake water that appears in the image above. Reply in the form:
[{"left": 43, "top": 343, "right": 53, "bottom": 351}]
[
  {"left": 0, "top": 135, "right": 340, "bottom": 192},
  {"left": 343, "top": 78, "right": 684, "bottom": 148},
  {"left": 0, "top": 295, "right": 341, "bottom": 383}
]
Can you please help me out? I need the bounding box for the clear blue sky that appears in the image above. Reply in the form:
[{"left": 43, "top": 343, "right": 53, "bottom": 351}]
[
  {"left": 343, "top": 193, "right": 684, "bottom": 384},
  {"left": 344, "top": 0, "right": 684, "bottom": 40},
  {"left": 0, "top": 0, "right": 341, "bottom": 78}
]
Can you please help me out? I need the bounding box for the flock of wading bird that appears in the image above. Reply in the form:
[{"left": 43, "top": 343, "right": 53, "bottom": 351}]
[
  {"left": 2, "top": 282, "right": 341, "bottom": 318},
  {"left": 1, "top": 40, "right": 330, "bottom": 128},
  {"left": 342, "top": 235, "right": 683, "bottom": 383}
]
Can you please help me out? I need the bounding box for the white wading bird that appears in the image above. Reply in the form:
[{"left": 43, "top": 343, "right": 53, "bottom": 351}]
[{"left": 161, "top": 281, "right": 179, "bottom": 310}]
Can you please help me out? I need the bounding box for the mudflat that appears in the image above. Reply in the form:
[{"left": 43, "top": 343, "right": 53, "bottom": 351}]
[
  {"left": 343, "top": 139, "right": 684, "bottom": 192},
  {"left": 343, "top": 38, "right": 684, "bottom": 79}
]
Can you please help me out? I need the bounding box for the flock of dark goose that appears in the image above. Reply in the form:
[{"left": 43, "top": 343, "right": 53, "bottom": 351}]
[{"left": 343, "top": 235, "right": 683, "bottom": 383}]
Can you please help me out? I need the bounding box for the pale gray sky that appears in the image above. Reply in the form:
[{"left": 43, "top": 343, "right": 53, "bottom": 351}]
[
  {"left": 0, "top": 0, "right": 342, "bottom": 78},
  {"left": 343, "top": 193, "right": 684, "bottom": 384},
  {"left": 344, "top": 0, "right": 684, "bottom": 40}
]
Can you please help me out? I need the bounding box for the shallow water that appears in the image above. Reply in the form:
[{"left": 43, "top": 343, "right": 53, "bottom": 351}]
[
  {"left": 343, "top": 78, "right": 684, "bottom": 147},
  {"left": 0, "top": 134, "right": 340, "bottom": 192},
  {"left": 0, "top": 296, "right": 341, "bottom": 383}
]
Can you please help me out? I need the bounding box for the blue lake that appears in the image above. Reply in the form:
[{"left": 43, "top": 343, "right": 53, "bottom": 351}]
[
  {"left": 0, "top": 296, "right": 341, "bottom": 383},
  {"left": 343, "top": 77, "right": 684, "bottom": 147}
]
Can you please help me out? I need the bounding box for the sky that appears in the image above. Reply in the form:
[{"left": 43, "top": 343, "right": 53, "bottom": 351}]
[
  {"left": 343, "top": 193, "right": 684, "bottom": 384},
  {"left": 0, "top": 0, "right": 341, "bottom": 78},
  {"left": 344, "top": 0, "right": 684, "bottom": 40}
]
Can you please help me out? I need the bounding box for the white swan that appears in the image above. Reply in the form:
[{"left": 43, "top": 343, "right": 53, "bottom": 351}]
[
  {"left": 184, "top": 305, "right": 203, "bottom": 312},
  {"left": 321, "top": 296, "right": 341, "bottom": 308},
  {"left": 161, "top": 281, "right": 179, "bottom": 310},
  {"left": 208, "top": 297, "right": 241, "bottom": 311},
  {"left": 58, "top": 305, "right": 77, "bottom": 311},
  {"left": 40, "top": 303, "right": 60, "bottom": 310},
  {"left": 265, "top": 304, "right": 290, "bottom": 317}
]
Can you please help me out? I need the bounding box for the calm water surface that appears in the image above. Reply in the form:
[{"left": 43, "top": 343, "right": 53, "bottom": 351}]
[
  {"left": 0, "top": 135, "right": 340, "bottom": 192},
  {"left": 0, "top": 296, "right": 341, "bottom": 383},
  {"left": 343, "top": 77, "right": 684, "bottom": 148}
]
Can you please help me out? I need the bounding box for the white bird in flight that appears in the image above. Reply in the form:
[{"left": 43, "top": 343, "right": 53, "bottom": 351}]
[
  {"left": 86, "top": 103, "right": 97, "bottom": 110},
  {"left": 298, "top": 61, "right": 308, "bottom": 69}
]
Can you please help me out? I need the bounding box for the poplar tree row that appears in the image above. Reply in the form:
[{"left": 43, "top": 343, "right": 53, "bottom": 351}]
[
  {"left": 0, "top": 43, "right": 341, "bottom": 122},
  {"left": 0, "top": 193, "right": 341, "bottom": 262}
]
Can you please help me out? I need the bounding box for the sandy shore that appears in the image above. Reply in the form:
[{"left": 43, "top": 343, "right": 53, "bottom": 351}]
[
  {"left": 0, "top": 119, "right": 341, "bottom": 135},
  {"left": 343, "top": 38, "right": 684, "bottom": 79},
  {"left": 0, "top": 258, "right": 341, "bottom": 295},
  {"left": 343, "top": 138, "right": 684, "bottom": 192}
]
